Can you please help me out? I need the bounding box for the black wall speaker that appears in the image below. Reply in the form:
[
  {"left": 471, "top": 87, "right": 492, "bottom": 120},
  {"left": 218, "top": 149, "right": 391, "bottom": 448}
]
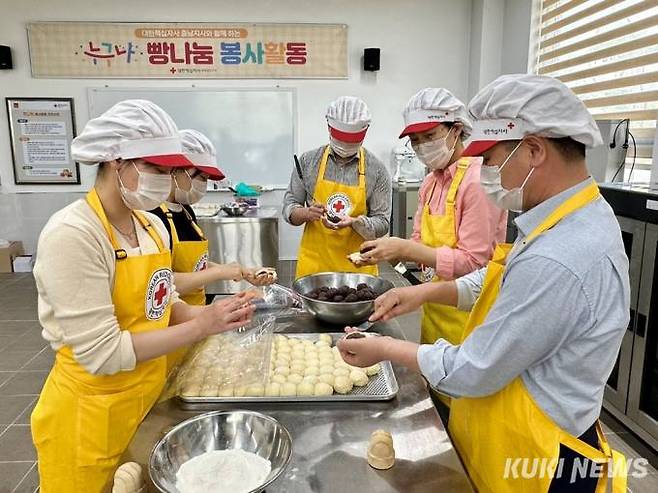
[
  {"left": 363, "top": 48, "right": 380, "bottom": 72},
  {"left": 0, "top": 46, "right": 12, "bottom": 70}
]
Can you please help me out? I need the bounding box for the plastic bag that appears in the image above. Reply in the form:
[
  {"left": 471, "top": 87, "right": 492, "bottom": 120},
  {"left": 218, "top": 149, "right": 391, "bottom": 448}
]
[
  {"left": 163, "top": 314, "right": 275, "bottom": 400},
  {"left": 250, "top": 283, "right": 305, "bottom": 320}
]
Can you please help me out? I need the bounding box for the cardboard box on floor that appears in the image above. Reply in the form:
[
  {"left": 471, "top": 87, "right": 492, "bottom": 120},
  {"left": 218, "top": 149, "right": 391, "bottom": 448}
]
[{"left": 0, "top": 241, "right": 25, "bottom": 272}]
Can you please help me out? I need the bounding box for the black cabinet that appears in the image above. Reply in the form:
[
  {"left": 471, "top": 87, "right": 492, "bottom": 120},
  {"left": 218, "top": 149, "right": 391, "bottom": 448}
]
[{"left": 604, "top": 218, "right": 658, "bottom": 452}]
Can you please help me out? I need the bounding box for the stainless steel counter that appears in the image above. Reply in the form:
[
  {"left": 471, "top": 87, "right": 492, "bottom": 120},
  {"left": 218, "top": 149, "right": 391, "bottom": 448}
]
[
  {"left": 122, "top": 279, "right": 473, "bottom": 491},
  {"left": 197, "top": 207, "right": 279, "bottom": 294}
]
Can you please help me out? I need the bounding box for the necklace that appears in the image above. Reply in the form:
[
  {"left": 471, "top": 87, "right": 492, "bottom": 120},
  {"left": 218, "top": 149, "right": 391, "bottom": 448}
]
[{"left": 113, "top": 219, "right": 137, "bottom": 240}]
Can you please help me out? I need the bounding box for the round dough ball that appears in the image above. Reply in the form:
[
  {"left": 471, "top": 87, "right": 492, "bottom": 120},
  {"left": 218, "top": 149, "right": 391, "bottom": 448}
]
[
  {"left": 274, "top": 366, "right": 290, "bottom": 376},
  {"left": 290, "top": 361, "right": 306, "bottom": 373},
  {"left": 271, "top": 374, "right": 287, "bottom": 384},
  {"left": 292, "top": 345, "right": 305, "bottom": 354},
  {"left": 297, "top": 382, "right": 315, "bottom": 396},
  {"left": 246, "top": 384, "right": 265, "bottom": 397},
  {"left": 277, "top": 344, "right": 291, "bottom": 354},
  {"left": 304, "top": 346, "right": 318, "bottom": 355},
  {"left": 305, "top": 355, "right": 320, "bottom": 364},
  {"left": 276, "top": 352, "right": 291, "bottom": 362},
  {"left": 217, "top": 385, "right": 234, "bottom": 397},
  {"left": 315, "top": 340, "right": 331, "bottom": 348},
  {"left": 303, "top": 367, "right": 319, "bottom": 377},
  {"left": 288, "top": 338, "right": 302, "bottom": 346},
  {"left": 280, "top": 382, "right": 297, "bottom": 396},
  {"left": 200, "top": 384, "right": 218, "bottom": 397},
  {"left": 318, "top": 374, "right": 334, "bottom": 387},
  {"left": 234, "top": 385, "right": 248, "bottom": 397},
  {"left": 302, "top": 375, "right": 318, "bottom": 386},
  {"left": 333, "top": 367, "right": 350, "bottom": 377},
  {"left": 333, "top": 376, "right": 353, "bottom": 394},
  {"left": 320, "top": 365, "right": 335, "bottom": 375},
  {"left": 350, "top": 369, "right": 369, "bottom": 387},
  {"left": 301, "top": 339, "right": 314, "bottom": 347},
  {"left": 366, "top": 364, "right": 381, "bottom": 376},
  {"left": 181, "top": 382, "right": 201, "bottom": 397},
  {"left": 265, "top": 382, "right": 281, "bottom": 397},
  {"left": 287, "top": 373, "right": 304, "bottom": 384},
  {"left": 319, "top": 334, "right": 333, "bottom": 345},
  {"left": 274, "top": 358, "right": 290, "bottom": 368},
  {"left": 275, "top": 335, "right": 288, "bottom": 343},
  {"left": 314, "top": 382, "right": 334, "bottom": 396}
]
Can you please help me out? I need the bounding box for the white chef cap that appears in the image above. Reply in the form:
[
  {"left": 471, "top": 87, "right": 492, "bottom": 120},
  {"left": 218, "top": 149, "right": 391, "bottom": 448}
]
[
  {"left": 400, "top": 88, "right": 472, "bottom": 139},
  {"left": 179, "top": 129, "right": 224, "bottom": 180},
  {"left": 326, "top": 96, "right": 371, "bottom": 142},
  {"left": 71, "top": 99, "right": 192, "bottom": 167},
  {"left": 463, "top": 74, "right": 602, "bottom": 156}
]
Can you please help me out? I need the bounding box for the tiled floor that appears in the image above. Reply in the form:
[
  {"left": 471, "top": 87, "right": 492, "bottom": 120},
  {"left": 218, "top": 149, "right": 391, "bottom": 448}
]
[
  {"left": 1, "top": 267, "right": 657, "bottom": 492},
  {"left": 0, "top": 273, "right": 47, "bottom": 493}
]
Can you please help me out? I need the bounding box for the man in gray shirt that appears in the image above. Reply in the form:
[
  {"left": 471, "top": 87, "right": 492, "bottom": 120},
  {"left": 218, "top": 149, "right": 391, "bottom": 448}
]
[
  {"left": 337, "top": 75, "right": 630, "bottom": 492},
  {"left": 284, "top": 96, "right": 391, "bottom": 279}
]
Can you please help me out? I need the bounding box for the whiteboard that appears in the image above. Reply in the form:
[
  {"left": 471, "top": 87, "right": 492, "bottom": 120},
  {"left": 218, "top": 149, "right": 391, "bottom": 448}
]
[{"left": 88, "top": 87, "right": 296, "bottom": 187}]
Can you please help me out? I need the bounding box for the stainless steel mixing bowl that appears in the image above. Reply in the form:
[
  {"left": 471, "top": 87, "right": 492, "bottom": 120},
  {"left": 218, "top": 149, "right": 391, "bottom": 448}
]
[
  {"left": 292, "top": 272, "right": 394, "bottom": 325},
  {"left": 149, "top": 410, "right": 292, "bottom": 493}
]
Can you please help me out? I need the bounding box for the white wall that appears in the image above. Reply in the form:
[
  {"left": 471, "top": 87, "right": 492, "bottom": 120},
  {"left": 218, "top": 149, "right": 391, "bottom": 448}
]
[
  {"left": 0, "top": 0, "right": 533, "bottom": 259},
  {"left": 0, "top": 0, "right": 473, "bottom": 258},
  {"left": 467, "top": 0, "right": 534, "bottom": 99}
]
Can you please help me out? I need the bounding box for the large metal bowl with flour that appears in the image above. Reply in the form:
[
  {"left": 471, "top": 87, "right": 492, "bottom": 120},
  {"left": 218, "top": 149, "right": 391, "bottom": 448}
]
[{"left": 149, "top": 410, "right": 292, "bottom": 493}]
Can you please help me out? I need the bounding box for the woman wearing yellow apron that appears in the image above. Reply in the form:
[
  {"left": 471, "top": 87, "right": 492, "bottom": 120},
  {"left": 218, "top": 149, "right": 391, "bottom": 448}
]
[
  {"left": 337, "top": 74, "right": 630, "bottom": 492},
  {"left": 359, "top": 88, "right": 507, "bottom": 347},
  {"left": 282, "top": 96, "right": 392, "bottom": 279},
  {"left": 31, "top": 101, "right": 256, "bottom": 492},
  {"left": 150, "top": 129, "right": 276, "bottom": 371}
]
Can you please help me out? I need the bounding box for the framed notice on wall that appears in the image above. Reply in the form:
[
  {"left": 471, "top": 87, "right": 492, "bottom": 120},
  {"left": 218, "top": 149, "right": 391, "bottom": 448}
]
[{"left": 5, "top": 97, "right": 79, "bottom": 185}]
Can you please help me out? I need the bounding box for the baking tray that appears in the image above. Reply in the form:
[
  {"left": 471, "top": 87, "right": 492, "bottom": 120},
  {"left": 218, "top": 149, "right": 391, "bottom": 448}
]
[{"left": 178, "top": 333, "right": 398, "bottom": 406}]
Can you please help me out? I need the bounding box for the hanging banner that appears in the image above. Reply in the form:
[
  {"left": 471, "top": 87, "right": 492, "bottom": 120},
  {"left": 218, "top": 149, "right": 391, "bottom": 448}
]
[{"left": 27, "top": 22, "right": 348, "bottom": 79}]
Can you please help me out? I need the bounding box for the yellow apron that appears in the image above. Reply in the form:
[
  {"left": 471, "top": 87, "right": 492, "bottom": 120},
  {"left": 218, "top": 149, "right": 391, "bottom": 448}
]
[
  {"left": 295, "top": 146, "right": 378, "bottom": 279},
  {"left": 448, "top": 182, "right": 627, "bottom": 492},
  {"left": 160, "top": 204, "right": 208, "bottom": 372},
  {"left": 420, "top": 159, "right": 471, "bottom": 346},
  {"left": 32, "top": 188, "right": 172, "bottom": 492}
]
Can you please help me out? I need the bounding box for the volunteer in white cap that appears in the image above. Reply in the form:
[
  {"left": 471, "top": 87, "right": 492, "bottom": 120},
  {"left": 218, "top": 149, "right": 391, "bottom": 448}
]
[
  {"left": 337, "top": 75, "right": 629, "bottom": 492},
  {"left": 149, "top": 129, "right": 276, "bottom": 371},
  {"left": 283, "top": 96, "right": 392, "bottom": 278},
  {"left": 31, "top": 100, "right": 257, "bottom": 492},
  {"left": 357, "top": 88, "right": 507, "bottom": 353}
]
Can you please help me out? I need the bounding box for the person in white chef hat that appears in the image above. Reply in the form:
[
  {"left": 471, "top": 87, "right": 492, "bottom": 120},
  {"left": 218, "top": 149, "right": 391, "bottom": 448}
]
[
  {"left": 149, "top": 128, "right": 277, "bottom": 371},
  {"left": 31, "top": 99, "right": 257, "bottom": 492},
  {"left": 283, "top": 96, "right": 392, "bottom": 279},
  {"left": 337, "top": 75, "right": 630, "bottom": 493},
  {"left": 357, "top": 88, "right": 507, "bottom": 355}
]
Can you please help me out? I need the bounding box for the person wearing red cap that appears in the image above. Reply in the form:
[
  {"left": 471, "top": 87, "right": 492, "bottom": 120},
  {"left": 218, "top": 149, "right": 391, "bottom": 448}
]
[
  {"left": 31, "top": 101, "right": 257, "bottom": 491},
  {"left": 358, "top": 88, "right": 507, "bottom": 354},
  {"left": 284, "top": 96, "right": 392, "bottom": 279},
  {"left": 149, "top": 129, "right": 277, "bottom": 371},
  {"left": 337, "top": 75, "right": 629, "bottom": 492}
]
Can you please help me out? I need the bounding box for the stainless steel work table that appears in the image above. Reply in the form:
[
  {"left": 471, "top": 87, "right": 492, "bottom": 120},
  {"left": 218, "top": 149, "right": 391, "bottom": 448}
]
[{"left": 123, "top": 273, "right": 473, "bottom": 492}]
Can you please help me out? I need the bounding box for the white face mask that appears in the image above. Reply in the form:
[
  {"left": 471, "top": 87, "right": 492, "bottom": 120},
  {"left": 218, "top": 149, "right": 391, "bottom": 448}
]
[
  {"left": 479, "top": 141, "right": 534, "bottom": 213},
  {"left": 329, "top": 136, "right": 361, "bottom": 158},
  {"left": 117, "top": 162, "right": 172, "bottom": 211},
  {"left": 412, "top": 128, "right": 457, "bottom": 171},
  {"left": 174, "top": 171, "right": 207, "bottom": 205}
]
